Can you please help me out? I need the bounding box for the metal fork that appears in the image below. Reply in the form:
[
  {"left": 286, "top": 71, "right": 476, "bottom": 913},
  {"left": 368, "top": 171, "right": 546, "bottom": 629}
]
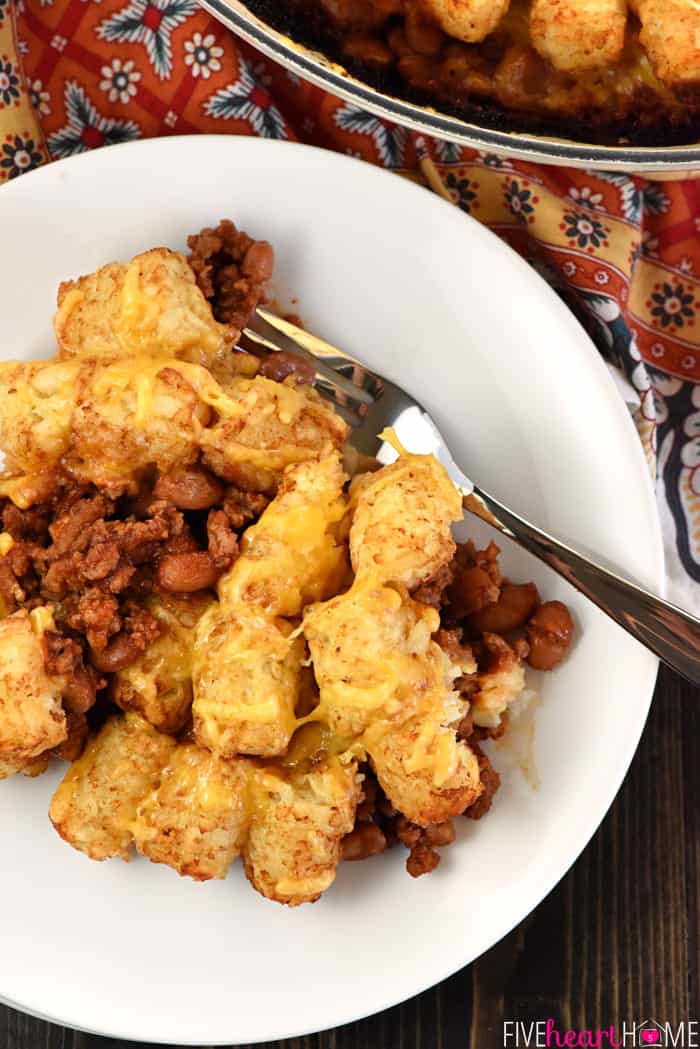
[{"left": 243, "top": 309, "right": 700, "bottom": 686}]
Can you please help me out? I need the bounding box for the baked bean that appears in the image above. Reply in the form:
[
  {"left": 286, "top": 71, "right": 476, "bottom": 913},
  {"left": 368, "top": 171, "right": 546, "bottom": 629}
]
[
  {"left": 62, "top": 665, "right": 100, "bottom": 714},
  {"left": 424, "top": 820, "right": 456, "bottom": 846},
  {"left": 469, "top": 582, "right": 540, "bottom": 633},
  {"left": 259, "top": 350, "right": 316, "bottom": 386},
  {"left": 449, "top": 565, "right": 500, "bottom": 617},
  {"left": 526, "top": 600, "right": 574, "bottom": 671},
  {"left": 406, "top": 842, "right": 440, "bottom": 877},
  {"left": 341, "top": 824, "right": 388, "bottom": 861},
  {"left": 54, "top": 712, "right": 89, "bottom": 762},
  {"left": 157, "top": 551, "right": 219, "bottom": 593},
  {"left": 154, "top": 467, "right": 224, "bottom": 511},
  {"left": 90, "top": 632, "right": 146, "bottom": 673},
  {"left": 241, "top": 241, "right": 274, "bottom": 284}
]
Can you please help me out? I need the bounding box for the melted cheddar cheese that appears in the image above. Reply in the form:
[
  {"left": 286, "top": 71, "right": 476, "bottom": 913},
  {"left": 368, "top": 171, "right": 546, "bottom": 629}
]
[
  {"left": 54, "top": 248, "right": 234, "bottom": 370},
  {"left": 304, "top": 448, "right": 483, "bottom": 827},
  {"left": 0, "top": 357, "right": 348, "bottom": 496},
  {"left": 192, "top": 452, "right": 349, "bottom": 757}
]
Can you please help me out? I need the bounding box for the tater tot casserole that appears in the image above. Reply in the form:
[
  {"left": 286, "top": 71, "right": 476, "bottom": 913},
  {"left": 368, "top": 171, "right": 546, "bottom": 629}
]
[
  {"left": 0, "top": 220, "right": 574, "bottom": 905},
  {"left": 242, "top": 0, "right": 700, "bottom": 144}
]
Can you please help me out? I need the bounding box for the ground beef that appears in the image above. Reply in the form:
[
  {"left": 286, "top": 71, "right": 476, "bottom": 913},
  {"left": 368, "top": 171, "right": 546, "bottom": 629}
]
[
  {"left": 40, "top": 498, "right": 191, "bottom": 600},
  {"left": 477, "top": 631, "right": 520, "bottom": 673},
  {"left": 43, "top": 630, "right": 85, "bottom": 678},
  {"left": 394, "top": 815, "right": 456, "bottom": 877},
  {"left": 63, "top": 590, "right": 121, "bottom": 652},
  {"left": 434, "top": 627, "right": 474, "bottom": 669},
  {"left": 187, "top": 219, "right": 274, "bottom": 333},
  {"left": 43, "top": 630, "right": 103, "bottom": 715},
  {"left": 0, "top": 558, "right": 25, "bottom": 608},
  {"left": 464, "top": 742, "right": 501, "bottom": 821},
  {"left": 0, "top": 543, "right": 40, "bottom": 608},
  {"left": 0, "top": 489, "right": 196, "bottom": 683},
  {"left": 222, "top": 487, "right": 270, "bottom": 530},
  {"left": 47, "top": 494, "right": 113, "bottom": 558},
  {"left": 206, "top": 510, "right": 240, "bottom": 570},
  {"left": 412, "top": 560, "right": 455, "bottom": 609},
  {"left": 1, "top": 502, "right": 50, "bottom": 543},
  {"left": 89, "top": 605, "right": 161, "bottom": 673},
  {"left": 342, "top": 767, "right": 458, "bottom": 875}
]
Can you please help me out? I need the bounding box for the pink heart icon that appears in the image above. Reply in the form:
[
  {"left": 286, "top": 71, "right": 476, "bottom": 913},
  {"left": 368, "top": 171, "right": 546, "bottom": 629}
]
[{"left": 641, "top": 1032, "right": 660, "bottom": 1045}]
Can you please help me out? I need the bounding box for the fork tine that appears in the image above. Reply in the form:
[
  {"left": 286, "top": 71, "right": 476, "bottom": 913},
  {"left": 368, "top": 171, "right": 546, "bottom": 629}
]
[
  {"left": 315, "top": 387, "right": 364, "bottom": 429},
  {"left": 254, "top": 308, "right": 377, "bottom": 407}
]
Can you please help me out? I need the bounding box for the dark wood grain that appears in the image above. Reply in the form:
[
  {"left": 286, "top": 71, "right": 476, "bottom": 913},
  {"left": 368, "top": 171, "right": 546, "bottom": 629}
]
[{"left": 2, "top": 667, "right": 697, "bottom": 1049}]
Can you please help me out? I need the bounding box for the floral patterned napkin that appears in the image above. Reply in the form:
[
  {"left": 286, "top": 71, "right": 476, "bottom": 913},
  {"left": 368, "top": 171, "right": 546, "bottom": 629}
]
[{"left": 1, "top": 0, "right": 698, "bottom": 611}]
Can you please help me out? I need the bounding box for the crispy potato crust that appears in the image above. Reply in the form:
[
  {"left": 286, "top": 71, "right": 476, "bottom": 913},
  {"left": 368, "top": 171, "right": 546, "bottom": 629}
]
[
  {"left": 49, "top": 713, "right": 176, "bottom": 861},
  {"left": 133, "top": 744, "right": 251, "bottom": 880},
  {"left": 55, "top": 248, "right": 233, "bottom": 368},
  {"left": 193, "top": 454, "right": 348, "bottom": 757},
  {"left": 530, "top": 0, "right": 627, "bottom": 72},
  {"left": 0, "top": 608, "right": 66, "bottom": 772},
  {"left": 349, "top": 453, "right": 461, "bottom": 589},
  {"left": 243, "top": 757, "right": 361, "bottom": 905}
]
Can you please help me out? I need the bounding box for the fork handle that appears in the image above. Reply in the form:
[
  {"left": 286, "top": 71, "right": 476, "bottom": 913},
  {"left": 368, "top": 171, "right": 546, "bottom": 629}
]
[{"left": 466, "top": 486, "right": 700, "bottom": 686}]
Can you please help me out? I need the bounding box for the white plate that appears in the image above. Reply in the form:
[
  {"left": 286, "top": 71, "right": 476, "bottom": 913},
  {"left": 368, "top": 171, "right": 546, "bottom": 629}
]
[{"left": 0, "top": 136, "right": 661, "bottom": 1045}]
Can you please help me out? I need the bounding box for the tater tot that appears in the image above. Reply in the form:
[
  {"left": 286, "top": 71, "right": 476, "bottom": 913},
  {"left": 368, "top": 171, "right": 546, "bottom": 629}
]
[
  {"left": 366, "top": 707, "right": 482, "bottom": 827},
  {"left": 0, "top": 356, "right": 347, "bottom": 498},
  {"left": 54, "top": 248, "right": 233, "bottom": 367},
  {"left": 49, "top": 714, "right": 177, "bottom": 861},
  {"left": 349, "top": 451, "right": 461, "bottom": 588},
  {"left": 193, "top": 454, "right": 348, "bottom": 758},
  {"left": 0, "top": 358, "right": 207, "bottom": 494},
  {"left": 305, "top": 581, "right": 452, "bottom": 738},
  {"left": 133, "top": 745, "right": 251, "bottom": 880},
  {"left": 420, "top": 0, "right": 510, "bottom": 42},
  {"left": 530, "top": 0, "right": 627, "bottom": 72},
  {"left": 242, "top": 757, "right": 360, "bottom": 906},
  {"left": 200, "top": 376, "right": 349, "bottom": 494},
  {"left": 306, "top": 449, "right": 487, "bottom": 827},
  {"left": 631, "top": 0, "right": 700, "bottom": 83},
  {"left": 0, "top": 608, "right": 67, "bottom": 773},
  {"left": 0, "top": 360, "right": 79, "bottom": 478},
  {"left": 193, "top": 613, "right": 305, "bottom": 758}
]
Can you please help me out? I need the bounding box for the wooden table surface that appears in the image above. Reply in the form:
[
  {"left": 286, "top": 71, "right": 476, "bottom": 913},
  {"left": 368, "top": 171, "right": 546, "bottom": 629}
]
[{"left": 2, "top": 666, "right": 697, "bottom": 1049}]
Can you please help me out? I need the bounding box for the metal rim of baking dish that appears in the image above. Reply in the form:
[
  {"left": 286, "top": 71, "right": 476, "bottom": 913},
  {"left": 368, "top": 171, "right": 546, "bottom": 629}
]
[{"left": 201, "top": 0, "right": 700, "bottom": 173}]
